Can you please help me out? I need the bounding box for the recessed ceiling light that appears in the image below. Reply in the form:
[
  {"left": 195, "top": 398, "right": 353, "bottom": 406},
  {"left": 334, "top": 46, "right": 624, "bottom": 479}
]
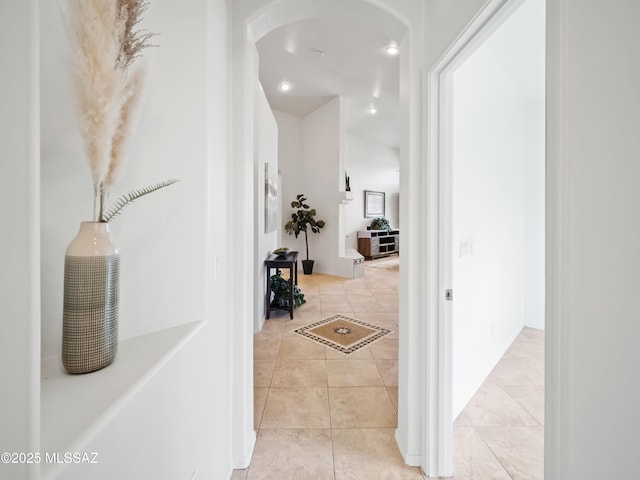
[
  {"left": 369, "top": 106, "right": 378, "bottom": 115},
  {"left": 385, "top": 45, "right": 399, "bottom": 56},
  {"left": 278, "top": 82, "right": 292, "bottom": 92}
]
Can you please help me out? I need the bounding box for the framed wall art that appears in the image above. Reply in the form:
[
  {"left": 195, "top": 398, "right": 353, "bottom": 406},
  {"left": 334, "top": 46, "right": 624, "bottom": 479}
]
[
  {"left": 265, "top": 163, "right": 277, "bottom": 233},
  {"left": 364, "top": 190, "right": 385, "bottom": 218}
]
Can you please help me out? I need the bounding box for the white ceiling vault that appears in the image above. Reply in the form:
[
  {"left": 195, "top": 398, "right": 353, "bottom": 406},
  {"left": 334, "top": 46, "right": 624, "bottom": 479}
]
[
  {"left": 255, "top": 0, "right": 544, "bottom": 151},
  {"left": 256, "top": 16, "right": 401, "bottom": 148}
]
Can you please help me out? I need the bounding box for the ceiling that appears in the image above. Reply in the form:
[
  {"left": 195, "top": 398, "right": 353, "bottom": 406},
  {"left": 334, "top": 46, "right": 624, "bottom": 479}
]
[
  {"left": 256, "top": 16, "right": 401, "bottom": 148},
  {"left": 255, "top": 0, "right": 543, "bottom": 151}
]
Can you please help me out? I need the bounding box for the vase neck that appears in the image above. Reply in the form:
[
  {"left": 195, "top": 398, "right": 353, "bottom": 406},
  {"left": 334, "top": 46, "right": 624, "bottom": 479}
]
[
  {"left": 79, "top": 221, "right": 110, "bottom": 235},
  {"left": 66, "top": 221, "right": 118, "bottom": 256}
]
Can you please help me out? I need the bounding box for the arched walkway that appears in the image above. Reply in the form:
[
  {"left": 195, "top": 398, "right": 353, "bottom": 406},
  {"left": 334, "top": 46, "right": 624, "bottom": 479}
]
[{"left": 229, "top": 0, "right": 427, "bottom": 473}]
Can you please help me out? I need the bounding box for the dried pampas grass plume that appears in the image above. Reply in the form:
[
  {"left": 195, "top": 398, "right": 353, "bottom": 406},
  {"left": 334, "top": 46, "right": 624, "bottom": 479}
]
[
  {"left": 117, "top": 0, "right": 155, "bottom": 70},
  {"left": 69, "top": 0, "right": 124, "bottom": 194},
  {"left": 68, "top": 0, "right": 156, "bottom": 222},
  {"left": 105, "top": 65, "right": 147, "bottom": 190}
]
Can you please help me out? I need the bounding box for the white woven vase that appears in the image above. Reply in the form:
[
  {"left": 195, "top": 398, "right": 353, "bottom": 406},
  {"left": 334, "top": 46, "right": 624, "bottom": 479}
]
[{"left": 62, "top": 222, "right": 120, "bottom": 374}]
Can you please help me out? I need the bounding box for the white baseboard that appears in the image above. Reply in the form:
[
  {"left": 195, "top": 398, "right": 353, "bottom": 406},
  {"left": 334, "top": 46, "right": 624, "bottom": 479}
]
[
  {"left": 233, "top": 430, "right": 256, "bottom": 469},
  {"left": 395, "top": 429, "right": 422, "bottom": 467}
]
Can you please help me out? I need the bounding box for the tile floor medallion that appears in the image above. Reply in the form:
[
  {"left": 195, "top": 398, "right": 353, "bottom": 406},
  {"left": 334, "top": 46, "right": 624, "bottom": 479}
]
[{"left": 294, "top": 314, "right": 392, "bottom": 355}]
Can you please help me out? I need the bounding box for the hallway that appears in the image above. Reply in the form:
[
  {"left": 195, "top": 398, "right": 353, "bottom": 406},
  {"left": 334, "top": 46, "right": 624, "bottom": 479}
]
[{"left": 233, "top": 258, "right": 544, "bottom": 479}]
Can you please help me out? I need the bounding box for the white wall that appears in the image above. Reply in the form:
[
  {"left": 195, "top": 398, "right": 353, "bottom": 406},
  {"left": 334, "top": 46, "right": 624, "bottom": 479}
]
[
  {"left": 35, "top": 0, "right": 234, "bottom": 478},
  {"left": 524, "top": 97, "right": 545, "bottom": 329},
  {"left": 273, "top": 110, "right": 307, "bottom": 258},
  {"left": 274, "top": 99, "right": 346, "bottom": 275},
  {"left": 452, "top": 44, "right": 526, "bottom": 418},
  {"left": 300, "top": 97, "right": 342, "bottom": 272},
  {"left": 254, "top": 85, "right": 279, "bottom": 331},
  {"left": 0, "top": 1, "right": 40, "bottom": 479},
  {"left": 276, "top": 103, "right": 402, "bottom": 273},
  {"left": 344, "top": 133, "right": 400, "bottom": 250},
  {"left": 547, "top": 0, "right": 640, "bottom": 477},
  {"left": 450, "top": 0, "right": 545, "bottom": 418}
]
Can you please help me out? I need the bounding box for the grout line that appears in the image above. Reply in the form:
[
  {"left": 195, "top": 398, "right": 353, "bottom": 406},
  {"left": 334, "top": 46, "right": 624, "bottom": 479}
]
[
  {"left": 329, "top": 427, "right": 337, "bottom": 480},
  {"left": 473, "top": 426, "right": 516, "bottom": 480},
  {"left": 498, "top": 384, "right": 545, "bottom": 427},
  {"left": 326, "top": 384, "right": 334, "bottom": 431},
  {"left": 385, "top": 384, "right": 399, "bottom": 415},
  {"left": 254, "top": 388, "right": 267, "bottom": 431}
]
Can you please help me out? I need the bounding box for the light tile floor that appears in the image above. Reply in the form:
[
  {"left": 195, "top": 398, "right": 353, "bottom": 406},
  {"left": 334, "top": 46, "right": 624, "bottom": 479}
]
[
  {"left": 233, "top": 257, "right": 544, "bottom": 480},
  {"left": 452, "top": 326, "right": 544, "bottom": 480}
]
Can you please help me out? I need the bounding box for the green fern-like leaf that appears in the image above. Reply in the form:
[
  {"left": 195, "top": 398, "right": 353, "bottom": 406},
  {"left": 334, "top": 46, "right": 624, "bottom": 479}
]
[{"left": 102, "top": 179, "right": 179, "bottom": 223}]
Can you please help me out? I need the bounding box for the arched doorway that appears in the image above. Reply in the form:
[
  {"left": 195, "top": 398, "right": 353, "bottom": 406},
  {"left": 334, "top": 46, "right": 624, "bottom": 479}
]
[{"left": 229, "top": 0, "right": 427, "bottom": 472}]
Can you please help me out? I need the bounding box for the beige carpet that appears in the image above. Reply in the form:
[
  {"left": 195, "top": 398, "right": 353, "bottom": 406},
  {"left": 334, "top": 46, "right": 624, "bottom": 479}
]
[{"left": 294, "top": 315, "right": 392, "bottom": 355}]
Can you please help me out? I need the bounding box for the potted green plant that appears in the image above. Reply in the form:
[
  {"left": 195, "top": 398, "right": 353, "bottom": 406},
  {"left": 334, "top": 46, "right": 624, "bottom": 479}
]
[
  {"left": 270, "top": 271, "right": 306, "bottom": 308},
  {"left": 370, "top": 217, "right": 391, "bottom": 231},
  {"left": 284, "top": 194, "right": 326, "bottom": 274}
]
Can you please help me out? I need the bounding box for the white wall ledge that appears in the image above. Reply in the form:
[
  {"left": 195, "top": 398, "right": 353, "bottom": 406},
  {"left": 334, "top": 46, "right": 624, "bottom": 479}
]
[
  {"left": 340, "top": 191, "right": 355, "bottom": 204},
  {"left": 40, "top": 321, "right": 204, "bottom": 478}
]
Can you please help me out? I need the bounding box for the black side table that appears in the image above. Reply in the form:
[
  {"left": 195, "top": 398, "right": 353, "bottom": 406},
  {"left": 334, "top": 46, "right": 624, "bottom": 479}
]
[{"left": 265, "top": 251, "right": 299, "bottom": 319}]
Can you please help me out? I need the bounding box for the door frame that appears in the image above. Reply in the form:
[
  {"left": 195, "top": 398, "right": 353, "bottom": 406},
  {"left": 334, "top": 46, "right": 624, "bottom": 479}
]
[{"left": 422, "top": 0, "right": 532, "bottom": 476}]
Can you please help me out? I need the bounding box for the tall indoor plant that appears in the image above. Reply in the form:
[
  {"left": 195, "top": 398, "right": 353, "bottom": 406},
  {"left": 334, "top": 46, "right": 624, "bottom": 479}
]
[
  {"left": 62, "top": 0, "right": 175, "bottom": 374},
  {"left": 284, "top": 194, "right": 326, "bottom": 274}
]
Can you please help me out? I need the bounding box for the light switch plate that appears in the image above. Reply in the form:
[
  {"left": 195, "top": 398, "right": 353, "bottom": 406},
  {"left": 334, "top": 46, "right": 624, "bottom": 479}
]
[{"left": 459, "top": 238, "right": 472, "bottom": 257}]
